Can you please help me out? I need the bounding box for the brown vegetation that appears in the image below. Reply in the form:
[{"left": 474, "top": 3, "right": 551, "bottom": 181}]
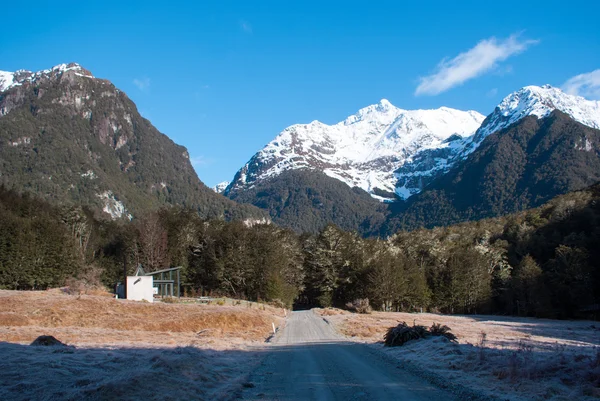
[
  {"left": 345, "top": 298, "right": 372, "bottom": 314},
  {"left": 0, "top": 290, "right": 284, "bottom": 347}
]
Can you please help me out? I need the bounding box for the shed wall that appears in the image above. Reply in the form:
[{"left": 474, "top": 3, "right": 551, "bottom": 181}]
[{"left": 126, "top": 276, "right": 154, "bottom": 302}]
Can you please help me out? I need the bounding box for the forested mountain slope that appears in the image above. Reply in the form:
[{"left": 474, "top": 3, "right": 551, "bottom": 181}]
[
  {"left": 0, "top": 63, "right": 264, "bottom": 221},
  {"left": 3, "top": 180, "right": 598, "bottom": 319},
  {"left": 385, "top": 111, "right": 600, "bottom": 233},
  {"left": 227, "top": 169, "right": 388, "bottom": 234}
]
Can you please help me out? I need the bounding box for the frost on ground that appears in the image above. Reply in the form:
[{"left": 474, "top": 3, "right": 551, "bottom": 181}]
[
  {"left": 317, "top": 309, "right": 600, "bottom": 401},
  {"left": 0, "top": 290, "right": 286, "bottom": 400},
  {"left": 0, "top": 343, "right": 255, "bottom": 400}
]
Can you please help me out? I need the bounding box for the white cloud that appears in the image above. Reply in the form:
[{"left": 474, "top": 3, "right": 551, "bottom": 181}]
[
  {"left": 486, "top": 88, "right": 498, "bottom": 98},
  {"left": 190, "top": 156, "right": 213, "bottom": 168},
  {"left": 562, "top": 69, "right": 600, "bottom": 99},
  {"left": 240, "top": 20, "right": 252, "bottom": 34},
  {"left": 415, "top": 34, "right": 538, "bottom": 96},
  {"left": 133, "top": 77, "right": 151, "bottom": 91}
]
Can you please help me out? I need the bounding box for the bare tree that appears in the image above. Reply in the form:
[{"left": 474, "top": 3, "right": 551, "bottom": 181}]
[{"left": 137, "top": 213, "right": 169, "bottom": 272}]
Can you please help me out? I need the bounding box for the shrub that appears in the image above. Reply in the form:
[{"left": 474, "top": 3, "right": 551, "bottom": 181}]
[
  {"left": 429, "top": 323, "right": 458, "bottom": 342},
  {"left": 345, "top": 298, "right": 372, "bottom": 314},
  {"left": 31, "top": 335, "right": 67, "bottom": 347},
  {"left": 161, "top": 297, "right": 178, "bottom": 304},
  {"left": 384, "top": 321, "right": 458, "bottom": 347},
  {"left": 477, "top": 331, "right": 488, "bottom": 362},
  {"left": 384, "top": 322, "right": 428, "bottom": 346},
  {"left": 269, "top": 299, "right": 286, "bottom": 309}
]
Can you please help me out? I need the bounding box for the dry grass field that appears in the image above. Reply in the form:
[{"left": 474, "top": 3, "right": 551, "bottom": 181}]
[
  {"left": 0, "top": 289, "right": 285, "bottom": 347},
  {"left": 0, "top": 290, "right": 286, "bottom": 400},
  {"left": 316, "top": 308, "right": 600, "bottom": 400}
]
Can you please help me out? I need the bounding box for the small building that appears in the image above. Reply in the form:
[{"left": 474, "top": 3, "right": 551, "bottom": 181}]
[
  {"left": 126, "top": 275, "right": 154, "bottom": 302},
  {"left": 144, "top": 266, "right": 182, "bottom": 298},
  {"left": 116, "top": 265, "right": 182, "bottom": 301}
]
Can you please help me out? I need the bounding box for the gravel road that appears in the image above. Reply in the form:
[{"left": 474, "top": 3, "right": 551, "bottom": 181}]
[{"left": 242, "top": 310, "right": 456, "bottom": 400}]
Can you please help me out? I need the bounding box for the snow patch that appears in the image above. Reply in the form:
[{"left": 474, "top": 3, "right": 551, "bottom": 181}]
[
  {"left": 0, "top": 63, "right": 94, "bottom": 93},
  {"left": 575, "top": 137, "right": 594, "bottom": 152},
  {"left": 242, "top": 217, "right": 271, "bottom": 227},
  {"left": 110, "top": 121, "right": 119, "bottom": 133},
  {"left": 0, "top": 70, "right": 17, "bottom": 92},
  {"left": 473, "top": 85, "right": 600, "bottom": 146},
  {"left": 81, "top": 170, "right": 96, "bottom": 179},
  {"left": 212, "top": 181, "right": 230, "bottom": 194},
  {"left": 9, "top": 137, "right": 31, "bottom": 147}
]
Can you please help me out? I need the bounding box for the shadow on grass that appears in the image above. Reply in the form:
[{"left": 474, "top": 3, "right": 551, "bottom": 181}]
[
  {"left": 0, "top": 342, "right": 256, "bottom": 401},
  {"left": 464, "top": 314, "right": 600, "bottom": 345},
  {"left": 0, "top": 340, "right": 455, "bottom": 401},
  {"left": 2, "top": 336, "right": 598, "bottom": 401},
  {"left": 377, "top": 334, "right": 600, "bottom": 400}
]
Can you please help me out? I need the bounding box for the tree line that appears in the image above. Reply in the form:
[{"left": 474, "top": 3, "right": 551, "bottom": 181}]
[{"left": 0, "top": 184, "right": 598, "bottom": 319}]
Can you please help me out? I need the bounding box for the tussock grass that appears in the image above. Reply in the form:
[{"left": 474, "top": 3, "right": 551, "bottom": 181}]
[
  {"left": 315, "top": 308, "right": 350, "bottom": 317},
  {"left": 0, "top": 290, "right": 284, "bottom": 345},
  {"left": 345, "top": 298, "right": 372, "bottom": 314}
]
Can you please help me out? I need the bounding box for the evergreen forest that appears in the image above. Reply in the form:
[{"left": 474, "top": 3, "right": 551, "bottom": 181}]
[{"left": 1, "top": 182, "right": 598, "bottom": 319}]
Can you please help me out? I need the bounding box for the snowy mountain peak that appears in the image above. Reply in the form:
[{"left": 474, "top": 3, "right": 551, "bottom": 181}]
[
  {"left": 394, "top": 85, "right": 600, "bottom": 201},
  {"left": 0, "top": 62, "right": 94, "bottom": 92},
  {"left": 227, "top": 101, "right": 484, "bottom": 201},
  {"left": 342, "top": 99, "right": 400, "bottom": 127},
  {"left": 0, "top": 71, "right": 16, "bottom": 92},
  {"left": 476, "top": 85, "right": 600, "bottom": 143},
  {"left": 212, "top": 181, "right": 230, "bottom": 194}
]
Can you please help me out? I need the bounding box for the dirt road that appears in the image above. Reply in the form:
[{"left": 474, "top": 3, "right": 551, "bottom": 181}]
[{"left": 242, "top": 310, "right": 456, "bottom": 400}]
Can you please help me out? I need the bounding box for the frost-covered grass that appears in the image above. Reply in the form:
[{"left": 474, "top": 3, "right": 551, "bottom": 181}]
[
  {"left": 318, "top": 309, "right": 600, "bottom": 400},
  {"left": 0, "top": 342, "right": 256, "bottom": 401}
]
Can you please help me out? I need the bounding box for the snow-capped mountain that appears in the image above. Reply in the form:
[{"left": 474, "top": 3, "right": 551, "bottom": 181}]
[
  {"left": 212, "top": 181, "right": 230, "bottom": 194},
  {"left": 473, "top": 84, "right": 600, "bottom": 143},
  {"left": 0, "top": 63, "right": 93, "bottom": 93},
  {"left": 395, "top": 85, "right": 600, "bottom": 199},
  {"left": 226, "top": 100, "right": 484, "bottom": 201}
]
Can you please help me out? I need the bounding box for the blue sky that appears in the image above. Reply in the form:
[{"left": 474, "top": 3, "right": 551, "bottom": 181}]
[{"left": 1, "top": 0, "right": 599, "bottom": 187}]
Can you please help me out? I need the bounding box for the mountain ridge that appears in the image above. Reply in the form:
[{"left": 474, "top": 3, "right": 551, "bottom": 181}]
[
  {"left": 226, "top": 85, "right": 600, "bottom": 203},
  {"left": 395, "top": 85, "right": 600, "bottom": 198},
  {"left": 384, "top": 110, "right": 600, "bottom": 233},
  {"left": 226, "top": 100, "right": 484, "bottom": 201},
  {"left": 0, "top": 62, "right": 266, "bottom": 221}
]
